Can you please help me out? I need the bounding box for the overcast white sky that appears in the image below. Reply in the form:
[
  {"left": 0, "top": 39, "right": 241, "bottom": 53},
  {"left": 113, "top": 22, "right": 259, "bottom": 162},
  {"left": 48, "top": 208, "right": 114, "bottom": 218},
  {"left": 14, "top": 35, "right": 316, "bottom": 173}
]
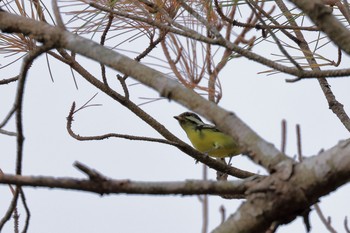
[{"left": 1, "top": 1, "right": 350, "bottom": 233}]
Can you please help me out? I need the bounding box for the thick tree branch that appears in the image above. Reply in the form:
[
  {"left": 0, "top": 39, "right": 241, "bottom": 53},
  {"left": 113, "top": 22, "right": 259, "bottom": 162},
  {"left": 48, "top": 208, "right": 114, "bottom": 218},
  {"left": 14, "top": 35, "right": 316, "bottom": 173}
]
[
  {"left": 1, "top": 7, "right": 350, "bottom": 233},
  {"left": 213, "top": 139, "right": 350, "bottom": 233}
]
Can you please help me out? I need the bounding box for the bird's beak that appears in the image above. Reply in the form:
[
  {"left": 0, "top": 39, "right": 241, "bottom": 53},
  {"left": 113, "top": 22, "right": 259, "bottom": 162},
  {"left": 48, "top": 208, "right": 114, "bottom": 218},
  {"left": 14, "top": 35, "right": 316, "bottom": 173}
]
[{"left": 174, "top": 116, "right": 180, "bottom": 121}]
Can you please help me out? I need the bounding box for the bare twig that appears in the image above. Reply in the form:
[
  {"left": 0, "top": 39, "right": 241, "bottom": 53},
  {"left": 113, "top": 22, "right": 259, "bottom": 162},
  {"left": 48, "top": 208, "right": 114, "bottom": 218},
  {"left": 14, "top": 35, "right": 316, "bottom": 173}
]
[
  {"left": 0, "top": 76, "right": 19, "bottom": 85},
  {"left": 0, "top": 187, "right": 19, "bottom": 231},
  {"left": 0, "top": 129, "right": 17, "bottom": 136},
  {"left": 0, "top": 169, "right": 19, "bottom": 232},
  {"left": 66, "top": 102, "right": 180, "bottom": 147},
  {"left": 344, "top": 216, "right": 350, "bottom": 233},
  {"left": 219, "top": 205, "right": 226, "bottom": 224},
  {"left": 296, "top": 124, "right": 303, "bottom": 162},
  {"left": 314, "top": 204, "right": 337, "bottom": 233},
  {"left": 201, "top": 164, "right": 208, "bottom": 233},
  {"left": 246, "top": 0, "right": 301, "bottom": 45},
  {"left": 116, "top": 32, "right": 167, "bottom": 98},
  {"left": 74, "top": 161, "right": 108, "bottom": 182},
  {"left": 4, "top": 9, "right": 350, "bottom": 80},
  {"left": 246, "top": 0, "right": 303, "bottom": 70},
  {"left": 281, "top": 120, "right": 287, "bottom": 154},
  {"left": 72, "top": 93, "right": 101, "bottom": 113},
  {"left": 233, "top": 19, "right": 318, "bottom": 31},
  {"left": 117, "top": 75, "right": 130, "bottom": 99},
  {"left": 100, "top": 12, "right": 113, "bottom": 86},
  {"left": 0, "top": 107, "right": 16, "bottom": 129},
  {"left": 88, "top": 2, "right": 220, "bottom": 45},
  {"left": 15, "top": 44, "right": 54, "bottom": 175},
  {"left": 265, "top": 222, "right": 279, "bottom": 233},
  {"left": 334, "top": 47, "right": 342, "bottom": 67},
  {"left": 52, "top": 0, "right": 66, "bottom": 29},
  {"left": 19, "top": 188, "right": 30, "bottom": 233}
]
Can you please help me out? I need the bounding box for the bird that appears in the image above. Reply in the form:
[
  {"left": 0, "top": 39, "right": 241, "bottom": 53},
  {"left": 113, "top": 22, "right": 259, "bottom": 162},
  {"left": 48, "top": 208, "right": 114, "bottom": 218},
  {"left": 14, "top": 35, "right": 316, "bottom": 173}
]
[{"left": 174, "top": 112, "right": 240, "bottom": 158}]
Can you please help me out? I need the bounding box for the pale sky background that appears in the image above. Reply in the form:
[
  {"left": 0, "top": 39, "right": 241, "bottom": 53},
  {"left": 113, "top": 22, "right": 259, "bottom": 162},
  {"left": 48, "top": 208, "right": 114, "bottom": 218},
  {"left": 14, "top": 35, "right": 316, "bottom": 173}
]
[{"left": 1, "top": 1, "right": 350, "bottom": 233}]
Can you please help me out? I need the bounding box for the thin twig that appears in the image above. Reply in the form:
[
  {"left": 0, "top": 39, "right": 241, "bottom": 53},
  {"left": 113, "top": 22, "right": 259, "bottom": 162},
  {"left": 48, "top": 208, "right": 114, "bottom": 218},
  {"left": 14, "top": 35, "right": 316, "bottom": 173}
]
[
  {"left": 0, "top": 187, "right": 20, "bottom": 231},
  {"left": 219, "top": 205, "right": 226, "bottom": 224},
  {"left": 52, "top": 0, "right": 66, "bottom": 29},
  {"left": 19, "top": 188, "right": 30, "bottom": 233},
  {"left": 116, "top": 31, "right": 167, "bottom": 98},
  {"left": 176, "top": 0, "right": 223, "bottom": 39},
  {"left": 117, "top": 75, "right": 130, "bottom": 99},
  {"left": 0, "top": 76, "right": 19, "bottom": 85},
  {"left": 246, "top": 0, "right": 303, "bottom": 70},
  {"left": 314, "top": 204, "right": 338, "bottom": 233},
  {"left": 295, "top": 124, "right": 311, "bottom": 231},
  {"left": 281, "top": 120, "right": 287, "bottom": 154},
  {"left": 344, "top": 216, "right": 350, "bottom": 233},
  {"left": 15, "top": 44, "right": 54, "bottom": 175},
  {"left": 116, "top": 32, "right": 167, "bottom": 98},
  {"left": 89, "top": 2, "right": 220, "bottom": 45},
  {"left": 0, "top": 129, "right": 17, "bottom": 136},
  {"left": 74, "top": 161, "right": 107, "bottom": 181},
  {"left": 66, "top": 102, "right": 181, "bottom": 147},
  {"left": 233, "top": 19, "right": 319, "bottom": 31},
  {"left": 201, "top": 164, "right": 208, "bottom": 233},
  {"left": 0, "top": 169, "right": 19, "bottom": 232},
  {"left": 72, "top": 93, "right": 101, "bottom": 113},
  {"left": 296, "top": 124, "right": 302, "bottom": 162},
  {"left": 5, "top": 7, "right": 350, "bottom": 80},
  {"left": 100, "top": 12, "right": 114, "bottom": 86},
  {"left": 248, "top": 0, "right": 301, "bottom": 45},
  {"left": 0, "top": 106, "right": 16, "bottom": 129},
  {"left": 265, "top": 222, "right": 279, "bottom": 233},
  {"left": 334, "top": 47, "right": 342, "bottom": 67}
]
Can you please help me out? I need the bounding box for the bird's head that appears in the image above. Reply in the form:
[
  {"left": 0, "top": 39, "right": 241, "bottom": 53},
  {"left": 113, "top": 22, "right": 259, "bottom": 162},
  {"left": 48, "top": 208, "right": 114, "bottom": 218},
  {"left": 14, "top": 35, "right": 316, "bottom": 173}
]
[{"left": 174, "top": 112, "right": 204, "bottom": 128}]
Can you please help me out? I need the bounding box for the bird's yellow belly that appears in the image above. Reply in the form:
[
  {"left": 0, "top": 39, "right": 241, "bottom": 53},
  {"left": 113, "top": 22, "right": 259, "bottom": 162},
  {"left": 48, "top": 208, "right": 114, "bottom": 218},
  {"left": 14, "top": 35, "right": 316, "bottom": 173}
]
[{"left": 186, "top": 129, "right": 240, "bottom": 158}]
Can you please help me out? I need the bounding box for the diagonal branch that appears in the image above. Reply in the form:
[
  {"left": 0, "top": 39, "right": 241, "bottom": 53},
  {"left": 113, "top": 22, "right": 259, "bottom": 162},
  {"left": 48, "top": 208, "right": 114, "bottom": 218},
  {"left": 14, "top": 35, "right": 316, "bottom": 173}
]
[
  {"left": 0, "top": 11, "right": 289, "bottom": 172},
  {"left": 57, "top": 49, "right": 255, "bottom": 179}
]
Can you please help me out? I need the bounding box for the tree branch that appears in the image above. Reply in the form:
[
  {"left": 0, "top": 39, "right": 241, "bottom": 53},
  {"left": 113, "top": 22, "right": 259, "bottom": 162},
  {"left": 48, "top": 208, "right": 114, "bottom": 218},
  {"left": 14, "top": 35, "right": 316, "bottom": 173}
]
[
  {"left": 0, "top": 11, "right": 291, "bottom": 172},
  {"left": 275, "top": 0, "right": 350, "bottom": 132},
  {"left": 213, "top": 139, "right": 350, "bottom": 233},
  {"left": 289, "top": 0, "right": 350, "bottom": 55},
  {"left": 0, "top": 172, "right": 249, "bottom": 198}
]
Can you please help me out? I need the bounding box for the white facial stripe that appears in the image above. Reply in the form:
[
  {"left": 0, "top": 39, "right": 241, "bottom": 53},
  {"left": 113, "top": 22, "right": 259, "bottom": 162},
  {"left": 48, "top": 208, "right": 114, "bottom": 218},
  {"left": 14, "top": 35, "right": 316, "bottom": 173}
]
[{"left": 186, "top": 115, "right": 204, "bottom": 126}]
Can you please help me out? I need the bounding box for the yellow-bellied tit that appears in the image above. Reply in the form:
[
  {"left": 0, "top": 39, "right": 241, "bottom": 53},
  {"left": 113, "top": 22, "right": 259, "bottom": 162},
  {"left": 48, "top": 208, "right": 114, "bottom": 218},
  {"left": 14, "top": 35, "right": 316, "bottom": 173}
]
[{"left": 174, "top": 112, "right": 240, "bottom": 158}]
